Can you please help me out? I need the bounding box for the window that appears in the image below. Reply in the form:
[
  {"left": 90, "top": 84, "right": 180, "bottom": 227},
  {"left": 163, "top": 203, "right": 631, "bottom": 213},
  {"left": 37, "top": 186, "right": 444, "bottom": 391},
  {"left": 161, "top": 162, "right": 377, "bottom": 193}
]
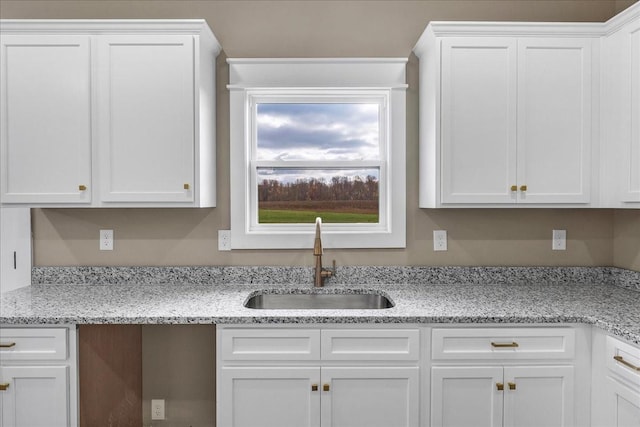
[{"left": 228, "top": 59, "right": 406, "bottom": 249}]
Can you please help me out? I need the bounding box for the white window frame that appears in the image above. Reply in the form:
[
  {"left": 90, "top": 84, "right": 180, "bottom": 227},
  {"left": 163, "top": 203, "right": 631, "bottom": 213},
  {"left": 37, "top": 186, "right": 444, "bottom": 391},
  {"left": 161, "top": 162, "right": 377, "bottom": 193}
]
[{"left": 228, "top": 58, "right": 407, "bottom": 249}]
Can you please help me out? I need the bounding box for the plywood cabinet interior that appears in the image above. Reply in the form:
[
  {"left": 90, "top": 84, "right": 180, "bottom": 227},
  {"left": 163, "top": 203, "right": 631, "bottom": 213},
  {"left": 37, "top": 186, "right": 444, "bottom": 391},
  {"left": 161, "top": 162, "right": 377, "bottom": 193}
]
[{"left": 0, "top": 20, "right": 220, "bottom": 207}]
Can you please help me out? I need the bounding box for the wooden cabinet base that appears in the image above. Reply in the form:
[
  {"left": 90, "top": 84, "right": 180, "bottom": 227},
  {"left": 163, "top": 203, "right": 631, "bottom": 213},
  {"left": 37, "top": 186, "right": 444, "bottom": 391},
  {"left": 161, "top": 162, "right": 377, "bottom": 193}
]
[{"left": 79, "top": 325, "right": 142, "bottom": 427}]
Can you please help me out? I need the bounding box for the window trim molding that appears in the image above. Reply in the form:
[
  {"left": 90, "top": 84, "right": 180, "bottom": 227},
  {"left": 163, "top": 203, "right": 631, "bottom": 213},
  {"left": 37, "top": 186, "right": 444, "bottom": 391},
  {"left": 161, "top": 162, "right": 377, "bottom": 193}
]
[{"left": 228, "top": 58, "right": 407, "bottom": 249}]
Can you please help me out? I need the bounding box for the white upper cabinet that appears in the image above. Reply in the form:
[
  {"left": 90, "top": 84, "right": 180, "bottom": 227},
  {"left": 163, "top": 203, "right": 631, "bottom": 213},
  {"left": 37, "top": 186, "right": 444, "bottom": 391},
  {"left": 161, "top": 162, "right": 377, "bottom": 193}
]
[
  {"left": 0, "top": 20, "right": 220, "bottom": 207},
  {"left": 97, "top": 35, "right": 196, "bottom": 203},
  {"left": 516, "top": 38, "right": 592, "bottom": 204},
  {"left": 415, "top": 23, "right": 598, "bottom": 208},
  {"left": 600, "top": 3, "right": 640, "bottom": 207},
  {"left": 0, "top": 35, "right": 92, "bottom": 204}
]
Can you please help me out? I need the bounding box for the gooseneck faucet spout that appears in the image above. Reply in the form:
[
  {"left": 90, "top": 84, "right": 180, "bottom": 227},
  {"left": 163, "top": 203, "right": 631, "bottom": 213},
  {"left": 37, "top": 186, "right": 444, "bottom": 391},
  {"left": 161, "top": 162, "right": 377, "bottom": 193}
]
[{"left": 313, "top": 217, "right": 335, "bottom": 287}]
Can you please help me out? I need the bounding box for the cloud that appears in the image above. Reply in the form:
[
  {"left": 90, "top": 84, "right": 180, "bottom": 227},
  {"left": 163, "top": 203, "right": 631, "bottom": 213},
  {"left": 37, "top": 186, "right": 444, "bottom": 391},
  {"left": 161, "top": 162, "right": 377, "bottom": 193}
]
[{"left": 257, "top": 103, "right": 379, "bottom": 161}]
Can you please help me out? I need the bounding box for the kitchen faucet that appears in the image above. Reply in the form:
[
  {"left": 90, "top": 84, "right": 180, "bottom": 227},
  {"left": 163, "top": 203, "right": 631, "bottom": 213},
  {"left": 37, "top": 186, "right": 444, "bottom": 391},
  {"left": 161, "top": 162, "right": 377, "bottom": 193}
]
[{"left": 313, "top": 217, "right": 335, "bottom": 287}]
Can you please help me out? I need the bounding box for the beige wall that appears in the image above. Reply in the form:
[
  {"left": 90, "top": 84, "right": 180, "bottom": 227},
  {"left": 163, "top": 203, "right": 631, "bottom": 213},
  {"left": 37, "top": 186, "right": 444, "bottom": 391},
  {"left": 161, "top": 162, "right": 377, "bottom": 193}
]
[
  {"left": 613, "top": 210, "right": 640, "bottom": 271},
  {"left": 2, "top": 0, "right": 638, "bottom": 270}
]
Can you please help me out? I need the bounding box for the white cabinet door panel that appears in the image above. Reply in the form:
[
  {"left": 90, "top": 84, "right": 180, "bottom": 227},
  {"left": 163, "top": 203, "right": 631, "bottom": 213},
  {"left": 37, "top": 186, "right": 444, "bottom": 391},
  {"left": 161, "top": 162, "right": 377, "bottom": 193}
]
[
  {"left": 503, "top": 366, "right": 574, "bottom": 427},
  {"left": 0, "top": 35, "right": 91, "bottom": 204},
  {"left": 431, "top": 366, "right": 503, "bottom": 427},
  {"left": 517, "top": 38, "right": 592, "bottom": 203},
  {"left": 97, "top": 35, "right": 195, "bottom": 203},
  {"left": 0, "top": 365, "right": 69, "bottom": 427},
  {"left": 321, "top": 367, "right": 419, "bottom": 427},
  {"left": 218, "top": 366, "right": 320, "bottom": 427},
  {"left": 440, "top": 38, "right": 517, "bottom": 204},
  {"left": 625, "top": 21, "right": 640, "bottom": 202}
]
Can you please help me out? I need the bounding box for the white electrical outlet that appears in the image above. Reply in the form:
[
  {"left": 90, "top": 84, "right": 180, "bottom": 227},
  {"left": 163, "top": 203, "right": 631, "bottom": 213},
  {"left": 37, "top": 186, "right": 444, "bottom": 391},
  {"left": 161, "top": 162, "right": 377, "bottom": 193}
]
[
  {"left": 151, "top": 399, "right": 165, "bottom": 420},
  {"left": 99, "top": 229, "right": 113, "bottom": 251},
  {"left": 552, "top": 229, "right": 567, "bottom": 251},
  {"left": 218, "top": 230, "right": 231, "bottom": 251},
  {"left": 433, "top": 230, "right": 447, "bottom": 251}
]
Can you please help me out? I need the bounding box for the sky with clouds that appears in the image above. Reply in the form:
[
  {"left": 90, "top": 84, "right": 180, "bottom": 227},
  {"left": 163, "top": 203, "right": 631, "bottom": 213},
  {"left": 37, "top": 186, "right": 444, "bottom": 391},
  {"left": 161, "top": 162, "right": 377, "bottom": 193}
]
[{"left": 256, "top": 103, "right": 380, "bottom": 161}]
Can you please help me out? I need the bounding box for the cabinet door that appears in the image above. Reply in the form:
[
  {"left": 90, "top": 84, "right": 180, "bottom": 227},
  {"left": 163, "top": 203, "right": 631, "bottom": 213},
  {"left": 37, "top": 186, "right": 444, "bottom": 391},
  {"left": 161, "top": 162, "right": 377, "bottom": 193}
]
[
  {"left": 0, "top": 365, "right": 69, "bottom": 427},
  {"left": 0, "top": 35, "right": 92, "bottom": 204},
  {"left": 218, "top": 366, "right": 320, "bottom": 427},
  {"left": 624, "top": 20, "right": 640, "bottom": 202},
  {"left": 503, "top": 366, "right": 574, "bottom": 427},
  {"left": 607, "top": 377, "right": 640, "bottom": 427},
  {"left": 517, "top": 38, "right": 592, "bottom": 204},
  {"left": 431, "top": 366, "right": 503, "bottom": 427},
  {"left": 321, "top": 367, "right": 419, "bottom": 427},
  {"left": 440, "top": 38, "right": 517, "bottom": 204},
  {"left": 96, "top": 35, "right": 195, "bottom": 203}
]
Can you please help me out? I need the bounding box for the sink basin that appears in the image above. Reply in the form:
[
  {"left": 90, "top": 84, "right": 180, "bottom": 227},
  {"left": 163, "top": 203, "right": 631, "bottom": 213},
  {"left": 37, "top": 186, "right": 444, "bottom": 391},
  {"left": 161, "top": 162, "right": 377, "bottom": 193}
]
[{"left": 244, "top": 292, "right": 394, "bottom": 310}]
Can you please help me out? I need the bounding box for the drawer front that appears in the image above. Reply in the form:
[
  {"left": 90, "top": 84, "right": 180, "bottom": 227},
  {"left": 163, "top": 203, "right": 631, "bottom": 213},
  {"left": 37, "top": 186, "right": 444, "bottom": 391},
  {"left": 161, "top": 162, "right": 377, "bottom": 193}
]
[
  {"left": 432, "top": 327, "right": 575, "bottom": 360},
  {"left": 220, "top": 329, "right": 320, "bottom": 361},
  {"left": 321, "top": 329, "right": 420, "bottom": 361},
  {"left": 0, "top": 328, "right": 68, "bottom": 361},
  {"left": 606, "top": 335, "right": 640, "bottom": 388}
]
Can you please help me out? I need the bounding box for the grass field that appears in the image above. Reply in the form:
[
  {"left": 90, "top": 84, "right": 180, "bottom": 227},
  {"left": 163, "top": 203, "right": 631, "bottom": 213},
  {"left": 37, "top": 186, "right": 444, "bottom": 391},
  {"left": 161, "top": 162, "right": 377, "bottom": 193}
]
[
  {"left": 259, "top": 209, "right": 379, "bottom": 223},
  {"left": 258, "top": 200, "right": 379, "bottom": 223}
]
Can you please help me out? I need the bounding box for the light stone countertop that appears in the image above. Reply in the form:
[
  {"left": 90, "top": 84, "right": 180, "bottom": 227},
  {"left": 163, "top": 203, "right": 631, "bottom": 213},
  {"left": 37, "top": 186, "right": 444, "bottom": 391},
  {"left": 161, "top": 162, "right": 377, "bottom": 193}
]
[{"left": 1, "top": 281, "right": 639, "bottom": 345}]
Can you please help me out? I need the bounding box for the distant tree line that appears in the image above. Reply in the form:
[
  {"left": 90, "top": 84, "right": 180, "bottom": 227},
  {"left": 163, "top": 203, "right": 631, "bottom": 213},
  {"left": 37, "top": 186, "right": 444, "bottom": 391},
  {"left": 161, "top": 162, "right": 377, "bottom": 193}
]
[{"left": 258, "top": 175, "right": 379, "bottom": 202}]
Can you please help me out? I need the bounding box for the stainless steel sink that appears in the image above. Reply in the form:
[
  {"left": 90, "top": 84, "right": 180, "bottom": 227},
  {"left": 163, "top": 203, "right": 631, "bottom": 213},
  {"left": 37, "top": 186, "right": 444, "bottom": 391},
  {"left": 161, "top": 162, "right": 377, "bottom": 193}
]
[{"left": 244, "top": 292, "right": 394, "bottom": 310}]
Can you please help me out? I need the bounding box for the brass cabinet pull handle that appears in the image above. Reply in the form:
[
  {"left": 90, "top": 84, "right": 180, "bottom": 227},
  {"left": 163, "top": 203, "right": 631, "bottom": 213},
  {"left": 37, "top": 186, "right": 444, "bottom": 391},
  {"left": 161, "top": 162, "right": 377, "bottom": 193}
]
[
  {"left": 520, "top": 185, "right": 527, "bottom": 191},
  {"left": 491, "top": 342, "right": 519, "bottom": 348},
  {"left": 79, "top": 185, "right": 87, "bottom": 191},
  {"left": 0, "top": 383, "right": 9, "bottom": 391},
  {"left": 508, "top": 382, "right": 516, "bottom": 390},
  {"left": 311, "top": 384, "right": 318, "bottom": 391},
  {"left": 510, "top": 185, "right": 517, "bottom": 191},
  {"left": 496, "top": 383, "right": 504, "bottom": 391},
  {"left": 323, "top": 384, "right": 330, "bottom": 392},
  {"left": 614, "top": 355, "right": 640, "bottom": 372},
  {"left": 184, "top": 183, "right": 190, "bottom": 190},
  {"left": 0, "top": 342, "right": 16, "bottom": 348}
]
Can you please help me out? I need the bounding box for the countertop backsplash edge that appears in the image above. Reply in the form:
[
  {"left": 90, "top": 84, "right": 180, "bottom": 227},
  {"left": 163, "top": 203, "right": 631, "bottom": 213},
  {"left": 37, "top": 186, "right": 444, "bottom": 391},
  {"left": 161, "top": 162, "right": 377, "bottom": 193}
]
[{"left": 30, "top": 265, "right": 640, "bottom": 292}]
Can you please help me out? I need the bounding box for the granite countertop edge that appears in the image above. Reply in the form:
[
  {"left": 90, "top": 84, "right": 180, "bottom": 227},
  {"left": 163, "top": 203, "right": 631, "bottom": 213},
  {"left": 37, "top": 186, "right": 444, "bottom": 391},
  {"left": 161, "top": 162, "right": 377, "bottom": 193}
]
[{"left": 2, "top": 279, "right": 639, "bottom": 346}]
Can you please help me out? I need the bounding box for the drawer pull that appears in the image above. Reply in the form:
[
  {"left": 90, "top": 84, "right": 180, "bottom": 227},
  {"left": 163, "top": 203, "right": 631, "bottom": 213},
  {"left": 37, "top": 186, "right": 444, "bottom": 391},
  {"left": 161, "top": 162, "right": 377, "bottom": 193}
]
[
  {"left": 311, "top": 384, "right": 318, "bottom": 391},
  {"left": 496, "top": 383, "right": 504, "bottom": 391},
  {"left": 508, "top": 382, "right": 516, "bottom": 390},
  {"left": 184, "top": 183, "right": 190, "bottom": 190},
  {"left": 491, "top": 342, "right": 519, "bottom": 348},
  {"left": 0, "top": 383, "right": 9, "bottom": 391},
  {"left": 520, "top": 185, "right": 527, "bottom": 191},
  {"left": 614, "top": 355, "right": 640, "bottom": 372},
  {"left": 0, "top": 342, "right": 16, "bottom": 348},
  {"left": 510, "top": 185, "right": 517, "bottom": 191},
  {"left": 323, "top": 384, "right": 330, "bottom": 392},
  {"left": 79, "top": 185, "right": 87, "bottom": 191}
]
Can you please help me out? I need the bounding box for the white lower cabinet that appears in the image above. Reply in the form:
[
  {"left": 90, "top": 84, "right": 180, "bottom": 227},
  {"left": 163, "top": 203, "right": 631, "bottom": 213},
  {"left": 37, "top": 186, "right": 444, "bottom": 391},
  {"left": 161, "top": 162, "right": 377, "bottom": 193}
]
[
  {"left": 431, "top": 365, "right": 574, "bottom": 427},
  {"left": 0, "top": 326, "right": 77, "bottom": 427},
  {"left": 591, "top": 330, "right": 640, "bottom": 427},
  {"left": 217, "top": 326, "right": 420, "bottom": 427}
]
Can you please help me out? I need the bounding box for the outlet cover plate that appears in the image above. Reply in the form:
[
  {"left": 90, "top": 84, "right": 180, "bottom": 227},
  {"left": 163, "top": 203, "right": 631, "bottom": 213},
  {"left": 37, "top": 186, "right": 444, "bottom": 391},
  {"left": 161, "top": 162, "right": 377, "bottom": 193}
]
[
  {"left": 433, "top": 230, "right": 447, "bottom": 251},
  {"left": 218, "top": 230, "right": 231, "bottom": 251}
]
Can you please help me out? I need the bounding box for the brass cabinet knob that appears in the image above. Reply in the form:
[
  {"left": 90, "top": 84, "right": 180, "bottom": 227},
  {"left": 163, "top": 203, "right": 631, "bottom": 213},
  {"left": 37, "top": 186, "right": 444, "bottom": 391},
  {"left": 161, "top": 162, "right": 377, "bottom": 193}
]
[
  {"left": 311, "top": 384, "right": 318, "bottom": 391},
  {"left": 0, "top": 383, "right": 9, "bottom": 391},
  {"left": 496, "top": 383, "right": 504, "bottom": 391},
  {"left": 508, "top": 382, "right": 516, "bottom": 390},
  {"left": 79, "top": 185, "right": 87, "bottom": 191},
  {"left": 184, "top": 183, "right": 190, "bottom": 190},
  {"left": 323, "top": 384, "right": 330, "bottom": 392},
  {"left": 520, "top": 185, "right": 527, "bottom": 191},
  {"left": 0, "top": 342, "right": 16, "bottom": 348},
  {"left": 510, "top": 185, "right": 517, "bottom": 191}
]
